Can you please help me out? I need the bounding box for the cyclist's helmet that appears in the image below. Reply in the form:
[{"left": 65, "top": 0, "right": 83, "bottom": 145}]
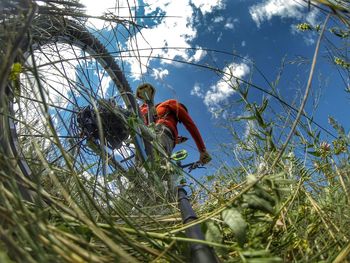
[{"left": 136, "top": 83, "right": 156, "bottom": 101}]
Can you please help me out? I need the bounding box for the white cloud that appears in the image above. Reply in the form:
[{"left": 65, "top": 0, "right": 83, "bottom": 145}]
[
  {"left": 224, "top": 18, "right": 238, "bottom": 30},
  {"left": 152, "top": 68, "right": 169, "bottom": 80},
  {"left": 303, "top": 35, "right": 316, "bottom": 45},
  {"left": 126, "top": 0, "right": 196, "bottom": 79},
  {"left": 213, "top": 16, "right": 224, "bottom": 23},
  {"left": 305, "top": 8, "right": 319, "bottom": 25},
  {"left": 249, "top": 0, "right": 303, "bottom": 27},
  {"left": 212, "top": 17, "right": 238, "bottom": 31},
  {"left": 81, "top": 0, "right": 116, "bottom": 16},
  {"left": 80, "top": 0, "right": 225, "bottom": 79},
  {"left": 249, "top": 0, "right": 318, "bottom": 27},
  {"left": 203, "top": 62, "right": 250, "bottom": 109},
  {"left": 125, "top": 0, "right": 224, "bottom": 79},
  {"left": 190, "top": 48, "right": 207, "bottom": 62},
  {"left": 217, "top": 32, "right": 223, "bottom": 42},
  {"left": 191, "top": 0, "right": 225, "bottom": 15},
  {"left": 224, "top": 22, "right": 234, "bottom": 29},
  {"left": 81, "top": 0, "right": 137, "bottom": 29},
  {"left": 190, "top": 83, "right": 204, "bottom": 98}
]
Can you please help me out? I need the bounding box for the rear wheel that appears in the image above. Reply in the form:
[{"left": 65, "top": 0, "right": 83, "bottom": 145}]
[{"left": 0, "top": 16, "right": 147, "bottom": 200}]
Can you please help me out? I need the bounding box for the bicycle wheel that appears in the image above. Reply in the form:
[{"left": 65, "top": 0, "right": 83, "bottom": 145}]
[{"left": 0, "top": 15, "right": 148, "bottom": 200}]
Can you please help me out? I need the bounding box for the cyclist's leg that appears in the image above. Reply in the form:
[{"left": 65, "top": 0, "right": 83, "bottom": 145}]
[
  {"left": 154, "top": 124, "right": 179, "bottom": 200},
  {"left": 154, "top": 124, "right": 175, "bottom": 156}
]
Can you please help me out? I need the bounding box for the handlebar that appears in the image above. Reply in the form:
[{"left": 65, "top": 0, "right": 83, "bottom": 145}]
[{"left": 178, "top": 161, "right": 206, "bottom": 172}]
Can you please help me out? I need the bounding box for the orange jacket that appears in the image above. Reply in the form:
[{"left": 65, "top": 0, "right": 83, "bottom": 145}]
[{"left": 140, "top": 99, "right": 206, "bottom": 152}]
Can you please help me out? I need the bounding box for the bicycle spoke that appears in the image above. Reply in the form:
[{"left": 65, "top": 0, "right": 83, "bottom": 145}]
[
  {"left": 92, "top": 158, "right": 102, "bottom": 199},
  {"left": 16, "top": 94, "right": 78, "bottom": 114},
  {"left": 18, "top": 134, "right": 80, "bottom": 139},
  {"left": 49, "top": 137, "right": 86, "bottom": 165}
]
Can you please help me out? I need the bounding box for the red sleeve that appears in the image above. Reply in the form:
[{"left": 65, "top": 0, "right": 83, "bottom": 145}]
[{"left": 169, "top": 100, "right": 206, "bottom": 152}]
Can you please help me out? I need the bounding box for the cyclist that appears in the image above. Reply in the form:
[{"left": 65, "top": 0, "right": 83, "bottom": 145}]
[{"left": 136, "top": 83, "right": 211, "bottom": 165}]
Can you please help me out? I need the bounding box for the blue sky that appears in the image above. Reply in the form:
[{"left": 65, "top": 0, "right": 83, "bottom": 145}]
[{"left": 81, "top": 0, "right": 349, "bottom": 170}]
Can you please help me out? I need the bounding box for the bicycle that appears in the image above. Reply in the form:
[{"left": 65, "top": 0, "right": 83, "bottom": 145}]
[{"left": 0, "top": 0, "right": 206, "bottom": 206}]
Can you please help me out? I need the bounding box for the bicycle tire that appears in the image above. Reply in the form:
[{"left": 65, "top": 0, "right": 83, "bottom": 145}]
[{"left": 0, "top": 15, "right": 147, "bottom": 200}]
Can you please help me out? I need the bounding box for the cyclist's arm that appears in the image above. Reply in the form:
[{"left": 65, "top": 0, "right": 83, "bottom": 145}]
[{"left": 170, "top": 101, "right": 206, "bottom": 152}]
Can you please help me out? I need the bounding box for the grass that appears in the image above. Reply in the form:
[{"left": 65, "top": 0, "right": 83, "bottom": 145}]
[{"left": 1, "top": 0, "right": 350, "bottom": 262}]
